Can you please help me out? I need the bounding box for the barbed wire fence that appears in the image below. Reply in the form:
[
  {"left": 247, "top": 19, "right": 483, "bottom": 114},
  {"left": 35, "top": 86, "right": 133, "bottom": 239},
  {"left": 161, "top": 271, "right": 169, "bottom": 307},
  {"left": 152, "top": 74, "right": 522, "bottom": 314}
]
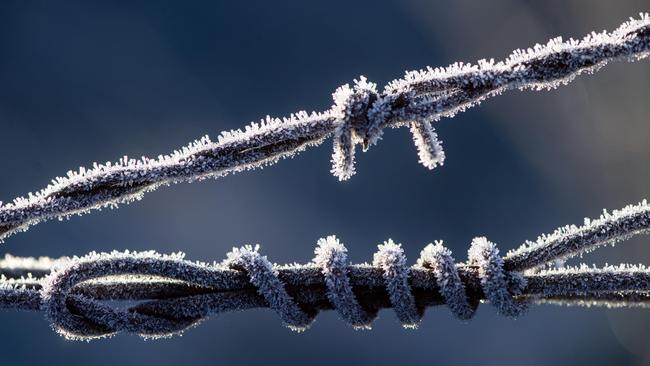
[
  {"left": 0, "top": 14, "right": 649, "bottom": 340},
  {"left": 0, "top": 14, "right": 648, "bottom": 243}
]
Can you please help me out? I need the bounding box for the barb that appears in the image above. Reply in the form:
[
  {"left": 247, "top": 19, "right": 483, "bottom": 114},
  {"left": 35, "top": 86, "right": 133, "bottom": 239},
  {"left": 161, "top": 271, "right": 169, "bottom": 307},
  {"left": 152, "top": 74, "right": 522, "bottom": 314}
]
[
  {"left": 0, "top": 14, "right": 648, "bottom": 242},
  {"left": 0, "top": 200, "right": 649, "bottom": 340}
]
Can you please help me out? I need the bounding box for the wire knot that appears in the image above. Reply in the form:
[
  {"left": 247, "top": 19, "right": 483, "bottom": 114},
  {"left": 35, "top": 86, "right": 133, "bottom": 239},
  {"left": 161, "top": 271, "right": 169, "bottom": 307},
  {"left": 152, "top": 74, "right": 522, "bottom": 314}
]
[
  {"left": 330, "top": 76, "right": 446, "bottom": 180},
  {"left": 331, "top": 76, "right": 383, "bottom": 150},
  {"left": 330, "top": 76, "right": 386, "bottom": 180}
]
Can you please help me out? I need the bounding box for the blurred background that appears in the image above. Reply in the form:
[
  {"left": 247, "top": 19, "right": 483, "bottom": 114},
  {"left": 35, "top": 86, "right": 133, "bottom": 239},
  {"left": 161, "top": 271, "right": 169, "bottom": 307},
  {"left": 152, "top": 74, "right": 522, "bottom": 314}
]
[{"left": 0, "top": 0, "right": 648, "bottom": 365}]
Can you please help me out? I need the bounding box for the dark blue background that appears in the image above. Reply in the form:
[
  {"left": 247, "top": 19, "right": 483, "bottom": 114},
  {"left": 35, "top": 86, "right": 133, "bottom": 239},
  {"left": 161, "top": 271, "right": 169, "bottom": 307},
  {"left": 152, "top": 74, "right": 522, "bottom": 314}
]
[{"left": 0, "top": 1, "right": 649, "bottom": 365}]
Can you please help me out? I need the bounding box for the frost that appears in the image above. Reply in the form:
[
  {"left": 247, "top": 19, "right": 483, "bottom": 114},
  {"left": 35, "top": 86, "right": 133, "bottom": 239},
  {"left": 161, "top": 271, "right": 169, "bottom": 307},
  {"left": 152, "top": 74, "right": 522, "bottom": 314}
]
[
  {"left": 313, "top": 236, "right": 375, "bottom": 329},
  {"left": 468, "top": 238, "right": 528, "bottom": 317},
  {"left": 505, "top": 199, "right": 650, "bottom": 270},
  {"left": 0, "top": 15, "right": 649, "bottom": 340},
  {"left": 417, "top": 241, "right": 474, "bottom": 320},
  {"left": 223, "top": 245, "right": 313, "bottom": 331},
  {"left": 1, "top": 14, "right": 648, "bottom": 240},
  {"left": 373, "top": 240, "right": 420, "bottom": 327},
  {"left": 409, "top": 121, "right": 445, "bottom": 170},
  {"left": 385, "top": 13, "right": 650, "bottom": 97},
  {"left": 1, "top": 196, "right": 650, "bottom": 340}
]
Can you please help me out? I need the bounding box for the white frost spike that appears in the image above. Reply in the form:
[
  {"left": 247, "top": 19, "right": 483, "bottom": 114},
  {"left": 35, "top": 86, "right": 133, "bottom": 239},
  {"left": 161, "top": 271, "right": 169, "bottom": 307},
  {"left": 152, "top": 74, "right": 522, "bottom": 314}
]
[
  {"left": 331, "top": 124, "right": 356, "bottom": 181},
  {"left": 409, "top": 121, "right": 445, "bottom": 169}
]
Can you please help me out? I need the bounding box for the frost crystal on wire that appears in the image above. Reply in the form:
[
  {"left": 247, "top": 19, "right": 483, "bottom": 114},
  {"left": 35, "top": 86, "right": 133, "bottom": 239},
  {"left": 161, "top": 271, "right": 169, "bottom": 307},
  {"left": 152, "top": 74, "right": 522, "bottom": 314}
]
[
  {"left": 0, "top": 200, "right": 649, "bottom": 340},
  {"left": 0, "top": 14, "right": 648, "bottom": 241}
]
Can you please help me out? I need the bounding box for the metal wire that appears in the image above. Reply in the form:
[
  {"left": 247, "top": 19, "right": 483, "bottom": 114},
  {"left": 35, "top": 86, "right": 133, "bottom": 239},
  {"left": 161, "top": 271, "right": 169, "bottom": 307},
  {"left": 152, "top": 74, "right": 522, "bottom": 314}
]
[
  {"left": 0, "top": 200, "right": 648, "bottom": 340},
  {"left": 0, "top": 14, "right": 648, "bottom": 242}
]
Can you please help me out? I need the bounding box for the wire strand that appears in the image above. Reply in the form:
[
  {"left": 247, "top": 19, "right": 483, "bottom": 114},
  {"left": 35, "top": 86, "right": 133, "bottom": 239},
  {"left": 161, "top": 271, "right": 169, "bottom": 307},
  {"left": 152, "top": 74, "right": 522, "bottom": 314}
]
[
  {"left": 1, "top": 200, "right": 649, "bottom": 340},
  {"left": 0, "top": 14, "right": 648, "bottom": 242}
]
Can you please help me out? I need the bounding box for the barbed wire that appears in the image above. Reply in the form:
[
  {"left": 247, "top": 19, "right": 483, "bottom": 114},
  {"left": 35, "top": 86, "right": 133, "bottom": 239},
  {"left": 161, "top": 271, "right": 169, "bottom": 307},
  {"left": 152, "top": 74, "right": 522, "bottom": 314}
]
[
  {"left": 0, "top": 14, "right": 648, "bottom": 242},
  {"left": 0, "top": 200, "right": 648, "bottom": 340}
]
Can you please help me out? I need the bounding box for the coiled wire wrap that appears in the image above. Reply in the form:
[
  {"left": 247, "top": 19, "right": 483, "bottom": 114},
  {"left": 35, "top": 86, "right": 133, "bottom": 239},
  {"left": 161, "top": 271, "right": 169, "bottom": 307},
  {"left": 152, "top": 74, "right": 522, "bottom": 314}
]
[
  {"left": 37, "top": 236, "right": 526, "bottom": 339},
  {"left": 0, "top": 201, "right": 646, "bottom": 340},
  {"left": 0, "top": 200, "right": 649, "bottom": 340}
]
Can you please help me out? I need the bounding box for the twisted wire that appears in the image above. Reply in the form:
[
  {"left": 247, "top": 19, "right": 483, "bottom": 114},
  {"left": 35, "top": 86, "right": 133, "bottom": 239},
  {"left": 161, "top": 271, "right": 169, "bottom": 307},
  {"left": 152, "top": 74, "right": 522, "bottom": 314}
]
[
  {"left": 223, "top": 245, "right": 314, "bottom": 330},
  {"left": 0, "top": 14, "right": 648, "bottom": 242},
  {"left": 1, "top": 200, "right": 649, "bottom": 340},
  {"left": 373, "top": 240, "right": 421, "bottom": 327},
  {"left": 313, "top": 236, "right": 377, "bottom": 328}
]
